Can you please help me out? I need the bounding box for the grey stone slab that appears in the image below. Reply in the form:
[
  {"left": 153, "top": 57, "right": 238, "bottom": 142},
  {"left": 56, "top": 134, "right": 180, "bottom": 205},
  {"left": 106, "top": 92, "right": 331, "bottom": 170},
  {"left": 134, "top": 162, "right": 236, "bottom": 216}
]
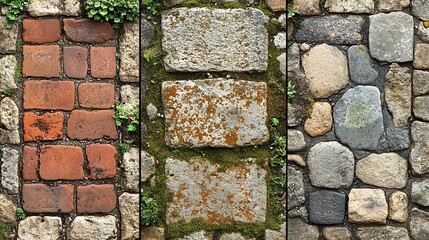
[
  {"left": 412, "top": 0, "right": 429, "bottom": 20},
  {"left": 162, "top": 7, "right": 268, "bottom": 72},
  {"left": 411, "top": 121, "right": 429, "bottom": 175},
  {"left": 288, "top": 167, "right": 306, "bottom": 210},
  {"left": 1, "top": 147, "right": 19, "bottom": 193},
  {"left": 334, "top": 86, "right": 384, "bottom": 150},
  {"left": 369, "top": 12, "right": 414, "bottom": 62},
  {"left": 165, "top": 157, "right": 266, "bottom": 224},
  {"left": 162, "top": 79, "right": 268, "bottom": 148},
  {"left": 348, "top": 45, "right": 378, "bottom": 84},
  {"left": 309, "top": 190, "right": 346, "bottom": 224},
  {"left": 356, "top": 227, "right": 410, "bottom": 240},
  {"left": 295, "top": 15, "right": 364, "bottom": 45},
  {"left": 413, "top": 70, "right": 429, "bottom": 96},
  {"left": 410, "top": 208, "right": 429, "bottom": 240}
]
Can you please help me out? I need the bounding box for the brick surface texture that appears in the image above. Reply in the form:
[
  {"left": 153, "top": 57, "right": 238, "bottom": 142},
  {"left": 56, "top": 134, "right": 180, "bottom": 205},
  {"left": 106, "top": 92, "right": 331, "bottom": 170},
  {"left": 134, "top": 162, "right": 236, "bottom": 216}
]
[{"left": 20, "top": 18, "right": 120, "bottom": 224}]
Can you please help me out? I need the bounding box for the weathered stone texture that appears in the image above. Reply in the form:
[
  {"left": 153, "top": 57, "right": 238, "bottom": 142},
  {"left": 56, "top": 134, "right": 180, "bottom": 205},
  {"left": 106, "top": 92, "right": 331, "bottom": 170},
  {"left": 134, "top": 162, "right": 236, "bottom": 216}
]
[
  {"left": 287, "top": 129, "right": 306, "bottom": 151},
  {"left": 0, "top": 55, "right": 18, "bottom": 91},
  {"left": 162, "top": 8, "right": 268, "bottom": 72},
  {"left": 348, "top": 189, "right": 388, "bottom": 224},
  {"left": 122, "top": 147, "right": 139, "bottom": 192},
  {"left": 412, "top": 0, "right": 429, "bottom": 20},
  {"left": 1, "top": 147, "right": 19, "bottom": 193},
  {"left": 120, "top": 85, "right": 139, "bottom": 111},
  {"left": 356, "top": 227, "right": 410, "bottom": 240},
  {"left": 309, "top": 191, "right": 346, "bottom": 224},
  {"left": 295, "top": 15, "right": 364, "bottom": 45},
  {"left": 288, "top": 167, "right": 306, "bottom": 210},
  {"left": 413, "top": 70, "right": 429, "bottom": 96},
  {"left": 388, "top": 191, "right": 409, "bottom": 222},
  {"left": 304, "top": 102, "right": 332, "bottom": 136},
  {"left": 410, "top": 208, "right": 429, "bottom": 240},
  {"left": 334, "top": 86, "right": 384, "bottom": 150},
  {"left": 142, "top": 151, "right": 156, "bottom": 182},
  {"left": 385, "top": 63, "right": 411, "bottom": 127},
  {"left": 18, "top": 216, "right": 62, "bottom": 240},
  {"left": 308, "top": 142, "right": 355, "bottom": 189},
  {"left": 165, "top": 158, "right": 266, "bottom": 224},
  {"left": 323, "top": 227, "right": 352, "bottom": 240},
  {"left": 179, "top": 231, "right": 213, "bottom": 240},
  {"left": 302, "top": 44, "right": 349, "bottom": 98},
  {"left": 0, "top": 194, "right": 17, "bottom": 222},
  {"left": 120, "top": 22, "right": 139, "bottom": 82},
  {"left": 412, "top": 180, "right": 429, "bottom": 207},
  {"left": 0, "top": 17, "right": 18, "bottom": 53},
  {"left": 417, "top": 21, "right": 429, "bottom": 42},
  {"left": 411, "top": 121, "right": 429, "bottom": 175},
  {"left": 162, "top": 79, "right": 268, "bottom": 148},
  {"left": 291, "top": 0, "right": 321, "bottom": 15},
  {"left": 348, "top": 45, "right": 378, "bottom": 84},
  {"left": 379, "top": 0, "right": 410, "bottom": 11},
  {"left": 414, "top": 43, "right": 429, "bottom": 69},
  {"left": 325, "top": 0, "right": 374, "bottom": 13},
  {"left": 369, "top": 12, "right": 414, "bottom": 62},
  {"left": 0, "top": 97, "right": 19, "bottom": 130},
  {"left": 414, "top": 96, "right": 429, "bottom": 121},
  {"left": 26, "top": 0, "right": 80, "bottom": 16},
  {"left": 68, "top": 216, "right": 117, "bottom": 240},
  {"left": 119, "top": 193, "right": 139, "bottom": 240},
  {"left": 141, "top": 227, "right": 164, "bottom": 240},
  {"left": 287, "top": 218, "right": 319, "bottom": 240},
  {"left": 356, "top": 153, "right": 408, "bottom": 189}
]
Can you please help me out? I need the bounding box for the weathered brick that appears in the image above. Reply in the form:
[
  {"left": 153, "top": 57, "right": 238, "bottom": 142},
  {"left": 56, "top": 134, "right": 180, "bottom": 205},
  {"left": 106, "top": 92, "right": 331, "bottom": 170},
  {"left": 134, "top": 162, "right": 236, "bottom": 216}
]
[
  {"left": 63, "top": 46, "right": 88, "bottom": 79},
  {"left": 162, "top": 79, "right": 269, "bottom": 147},
  {"left": 22, "top": 45, "right": 60, "bottom": 77},
  {"left": 23, "top": 146, "right": 38, "bottom": 181},
  {"left": 23, "top": 112, "right": 64, "bottom": 142},
  {"left": 22, "top": 184, "right": 74, "bottom": 213},
  {"left": 64, "top": 19, "right": 114, "bottom": 43},
  {"left": 39, "top": 145, "right": 84, "bottom": 180},
  {"left": 77, "top": 184, "right": 116, "bottom": 213},
  {"left": 90, "top": 47, "right": 117, "bottom": 78},
  {"left": 23, "top": 19, "right": 61, "bottom": 43},
  {"left": 67, "top": 110, "right": 118, "bottom": 140},
  {"left": 78, "top": 83, "right": 115, "bottom": 109},
  {"left": 23, "top": 80, "right": 75, "bottom": 110},
  {"left": 86, "top": 144, "right": 117, "bottom": 179}
]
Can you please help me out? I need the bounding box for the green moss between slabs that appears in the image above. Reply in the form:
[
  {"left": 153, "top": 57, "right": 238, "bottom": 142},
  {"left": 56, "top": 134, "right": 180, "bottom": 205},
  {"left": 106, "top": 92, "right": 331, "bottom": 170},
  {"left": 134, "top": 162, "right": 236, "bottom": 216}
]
[{"left": 141, "top": 2, "right": 285, "bottom": 238}]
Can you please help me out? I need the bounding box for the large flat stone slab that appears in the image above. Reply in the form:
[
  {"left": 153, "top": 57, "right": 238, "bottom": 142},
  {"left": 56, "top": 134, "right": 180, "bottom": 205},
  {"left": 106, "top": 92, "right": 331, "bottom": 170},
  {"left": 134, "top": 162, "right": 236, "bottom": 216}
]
[
  {"left": 162, "top": 79, "right": 268, "bottom": 148},
  {"left": 334, "top": 86, "right": 384, "bottom": 150},
  {"left": 165, "top": 157, "right": 267, "bottom": 224},
  {"left": 369, "top": 12, "right": 414, "bottom": 62},
  {"left": 295, "top": 15, "right": 364, "bottom": 45},
  {"left": 162, "top": 7, "right": 268, "bottom": 72}
]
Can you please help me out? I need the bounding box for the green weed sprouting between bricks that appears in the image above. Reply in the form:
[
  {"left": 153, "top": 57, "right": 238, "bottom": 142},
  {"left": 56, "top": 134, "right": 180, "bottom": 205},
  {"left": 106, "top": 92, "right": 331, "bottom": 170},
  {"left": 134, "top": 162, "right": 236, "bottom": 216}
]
[
  {"left": 143, "top": 0, "right": 161, "bottom": 16},
  {"left": 113, "top": 105, "right": 139, "bottom": 133},
  {"left": 16, "top": 208, "right": 26, "bottom": 220},
  {"left": 142, "top": 193, "right": 159, "bottom": 226},
  {"left": 269, "top": 118, "right": 286, "bottom": 168},
  {"left": 0, "top": 0, "right": 31, "bottom": 28},
  {"left": 85, "top": 0, "right": 139, "bottom": 29},
  {"left": 0, "top": 89, "right": 15, "bottom": 100},
  {"left": 287, "top": 0, "right": 297, "bottom": 19}
]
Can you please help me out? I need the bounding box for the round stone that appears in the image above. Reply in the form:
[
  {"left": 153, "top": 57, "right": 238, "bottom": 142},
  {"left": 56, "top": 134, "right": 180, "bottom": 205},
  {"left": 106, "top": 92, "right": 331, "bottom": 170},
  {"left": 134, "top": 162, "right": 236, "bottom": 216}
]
[{"left": 304, "top": 102, "right": 332, "bottom": 137}]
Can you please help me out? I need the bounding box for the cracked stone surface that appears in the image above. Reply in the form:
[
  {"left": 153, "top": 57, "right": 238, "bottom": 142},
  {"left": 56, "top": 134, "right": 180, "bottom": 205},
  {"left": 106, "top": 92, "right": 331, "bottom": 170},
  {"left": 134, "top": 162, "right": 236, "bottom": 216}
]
[
  {"left": 162, "top": 8, "right": 268, "bottom": 72},
  {"left": 165, "top": 157, "right": 267, "bottom": 224},
  {"left": 162, "top": 79, "right": 268, "bottom": 148}
]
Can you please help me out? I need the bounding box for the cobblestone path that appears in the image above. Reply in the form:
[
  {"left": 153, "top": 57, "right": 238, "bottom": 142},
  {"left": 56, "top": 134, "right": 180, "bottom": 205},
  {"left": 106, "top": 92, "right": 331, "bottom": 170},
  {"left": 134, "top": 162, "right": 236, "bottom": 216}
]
[
  {"left": 0, "top": 1, "right": 140, "bottom": 239},
  {"left": 288, "top": 0, "right": 429, "bottom": 239}
]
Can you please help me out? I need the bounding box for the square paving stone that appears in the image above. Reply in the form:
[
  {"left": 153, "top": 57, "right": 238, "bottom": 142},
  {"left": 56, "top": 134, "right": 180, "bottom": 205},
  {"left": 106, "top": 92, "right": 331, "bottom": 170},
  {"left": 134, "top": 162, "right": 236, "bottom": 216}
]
[
  {"left": 161, "top": 8, "right": 268, "bottom": 72},
  {"left": 309, "top": 190, "right": 346, "bottom": 224},
  {"left": 162, "top": 79, "right": 269, "bottom": 148}
]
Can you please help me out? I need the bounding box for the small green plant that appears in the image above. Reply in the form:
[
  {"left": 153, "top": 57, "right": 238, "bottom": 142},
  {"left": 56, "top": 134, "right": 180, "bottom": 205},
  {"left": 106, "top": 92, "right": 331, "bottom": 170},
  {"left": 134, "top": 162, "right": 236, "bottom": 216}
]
[
  {"left": 16, "top": 208, "right": 26, "bottom": 220},
  {"left": 288, "top": 182, "right": 296, "bottom": 191},
  {"left": 287, "top": 81, "right": 296, "bottom": 102},
  {"left": 0, "top": 221, "right": 10, "bottom": 238},
  {"left": 118, "top": 143, "right": 130, "bottom": 155},
  {"left": 0, "top": 0, "right": 31, "bottom": 28},
  {"left": 271, "top": 118, "right": 279, "bottom": 127},
  {"left": 85, "top": 0, "right": 139, "bottom": 29},
  {"left": 0, "top": 89, "right": 15, "bottom": 99},
  {"left": 113, "top": 105, "right": 139, "bottom": 133},
  {"left": 287, "top": 0, "right": 297, "bottom": 19},
  {"left": 269, "top": 118, "right": 286, "bottom": 168},
  {"left": 114, "top": 182, "right": 121, "bottom": 190},
  {"left": 141, "top": 194, "right": 158, "bottom": 225},
  {"left": 115, "top": 52, "right": 121, "bottom": 59},
  {"left": 143, "top": 0, "right": 161, "bottom": 15}
]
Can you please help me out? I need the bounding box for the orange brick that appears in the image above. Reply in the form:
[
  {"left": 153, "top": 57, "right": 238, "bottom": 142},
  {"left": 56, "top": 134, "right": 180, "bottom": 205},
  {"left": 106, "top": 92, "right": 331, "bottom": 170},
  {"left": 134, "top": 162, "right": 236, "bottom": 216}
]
[
  {"left": 39, "top": 145, "right": 84, "bottom": 180},
  {"left": 64, "top": 19, "right": 114, "bottom": 43},
  {"left": 86, "top": 144, "right": 117, "bottom": 179},
  {"left": 23, "top": 19, "right": 61, "bottom": 43},
  {"left": 23, "top": 80, "right": 75, "bottom": 110},
  {"left": 77, "top": 184, "right": 116, "bottom": 213},
  {"left": 67, "top": 110, "right": 118, "bottom": 140},
  {"left": 63, "top": 46, "right": 88, "bottom": 79},
  {"left": 78, "top": 83, "right": 115, "bottom": 109},
  {"left": 22, "top": 146, "right": 38, "bottom": 181},
  {"left": 90, "top": 47, "right": 116, "bottom": 78},
  {"left": 22, "top": 45, "right": 60, "bottom": 77},
  {"left": 23, "top": 112, "right": 64, "bottom": 142},
  {"left": 22, "top": 184, "right": 74, "bottom": 213}
]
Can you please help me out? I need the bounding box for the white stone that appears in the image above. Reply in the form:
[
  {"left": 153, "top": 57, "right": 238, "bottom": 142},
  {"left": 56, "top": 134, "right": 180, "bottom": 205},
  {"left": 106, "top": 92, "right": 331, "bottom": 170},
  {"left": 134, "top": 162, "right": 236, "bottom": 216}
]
[
  {"left": 122, "top": 147, "right": 139, "bottom": 192},
  {"left": 1, "top": 147, "right": 19, "bottom": 193},
  {"left": 67, "top": 216, "right": 117, "bottom": 240},
  {"left": 120, "top": 85, "right": 139, "bottom": 111},
  {"left": 120, "top": 22, "right": 139, "bottom": 82},
  {"left": 18, "top": 216, "right": 62, "bottom": 240},
  {"left": 0, "top": 97, "right": 19, "bottom": 130},
  {"left": 0, "top": 55, "right": 18, "bottom": 91},
  {"left": 27, "top": 0, "right": 80, "bottom": 16},
  {"left": 119, "top": 193, "right": 139, "bottom": 240}
]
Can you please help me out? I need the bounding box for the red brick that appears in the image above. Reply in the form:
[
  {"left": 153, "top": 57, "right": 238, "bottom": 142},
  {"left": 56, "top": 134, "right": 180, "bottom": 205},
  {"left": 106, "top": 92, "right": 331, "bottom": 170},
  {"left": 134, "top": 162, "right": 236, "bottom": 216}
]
[
  {"left": 63, "top": 46, "right": 88, "bottom": 79},
  {"left": 23, "top": 146, "right": 38, "bottom": 181},
  {"left": 23, "top": 19, "right": 61, "bottom": 43},
  {"left": 78, "top": 83, "right": 115, "bottom": 109},
  {"left": 67, "top": 110, "right": 118, "bottom": 140},
  {"left": 22, "top": 184, "right": 74, "bottom": 213},
  {"left": 39, "top": 145, "right": 84, "bottom": 180},
  {"left": 23, "top": 112, "right": 64, "bottom": 142},
  {"left": 22, "top": 45, "right": 60, "bottom": 77},
  {"left": 64, "top": 19, "right": 114, "bottom": 43},
  {"left": 90, "top": 47, "right": 116, "bottom": 78},
  {"left": 86, "top": 144, "right": 117, "bottom": 179},
  {"left": 77, "top": 184, "right": 116, "bottom": 213},
  {"left": 23, "top": 80, "right": 75, "bottom": 110}
]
